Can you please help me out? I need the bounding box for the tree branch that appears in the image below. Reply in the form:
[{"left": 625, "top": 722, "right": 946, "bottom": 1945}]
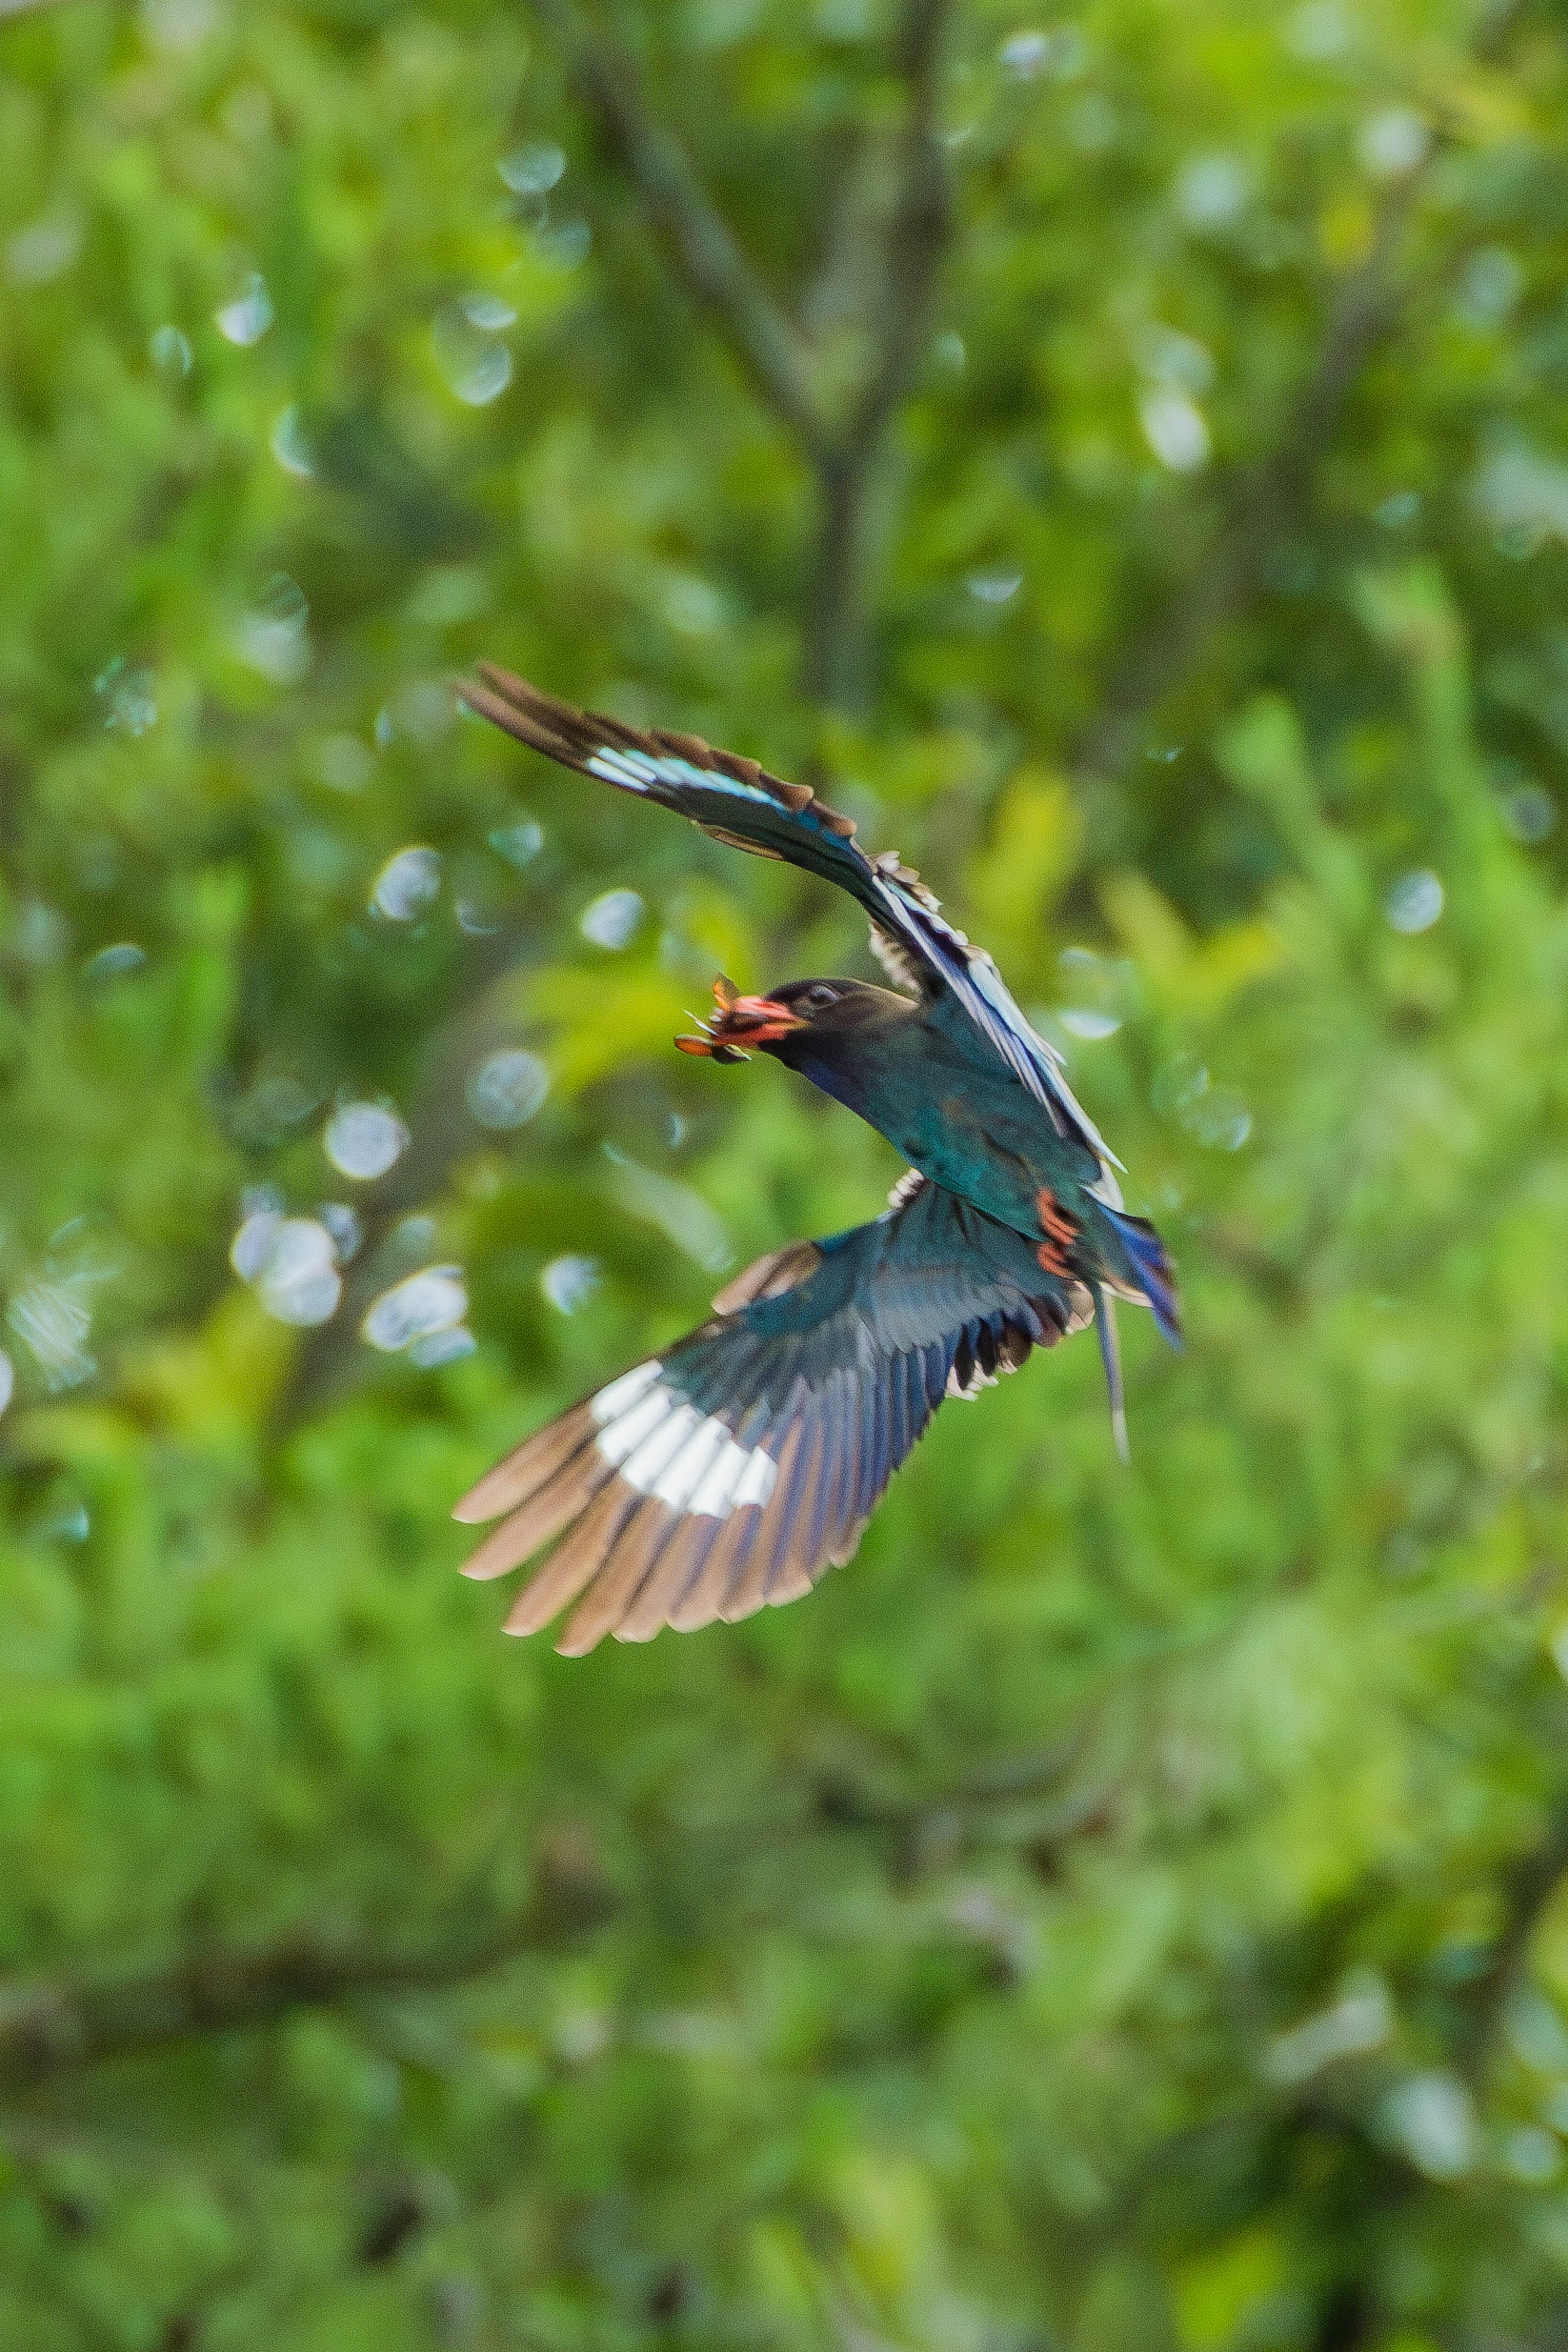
[
  {"left": 0, "top": 1740, "right": 1115, "bottom": 2079},
  {"left": 846, "top": 0, "right": 952, "bottom": 467},
  {"left": 0, "top": 1925, "right": 519, "bottom": 2080},
  {"left": 803, "top": 0, "right": 953, "bottom": 713},
  {"left": 1455, "top": 1796, "right": 1568, "bottom": 2085},
  {"left": 0, "top": 1840, "right": 615, "bottom": 2084},
  {"left": 529, "top": 0, "right": 953, "bottom": 713},
  {"left": 528, "top": 0, "right": 832, "bottom": 467}
]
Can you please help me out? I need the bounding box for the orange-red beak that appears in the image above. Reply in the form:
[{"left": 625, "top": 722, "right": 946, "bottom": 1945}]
[
  {"left": 676, "top": 975, "right": 806, "bottom": 1061},
  {"left": 722, "top": 994, "right": 808, "bottom": 1043}
]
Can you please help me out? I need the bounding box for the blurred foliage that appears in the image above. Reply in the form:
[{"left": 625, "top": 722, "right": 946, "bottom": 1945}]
[{"left": 2, "top": 0, "right": 1568, "bottom": 2345}]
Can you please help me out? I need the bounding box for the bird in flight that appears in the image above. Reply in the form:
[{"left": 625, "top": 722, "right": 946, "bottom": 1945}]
[{"left": 451, "top": 669, "right": 1179, "bottom": 1653}]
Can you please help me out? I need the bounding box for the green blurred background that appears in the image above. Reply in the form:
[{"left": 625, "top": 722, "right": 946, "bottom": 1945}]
[{"left": 1, "top": 0, "right": 1568, "bottom": 2342}]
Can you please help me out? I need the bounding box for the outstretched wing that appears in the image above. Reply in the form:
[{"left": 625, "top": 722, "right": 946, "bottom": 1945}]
[
  {"left": 452, "top": 1175, "right": 1089, "bottom": 1654},
  {"left": 457, "top": 668, "right": 1119, "bottom": 1169}
]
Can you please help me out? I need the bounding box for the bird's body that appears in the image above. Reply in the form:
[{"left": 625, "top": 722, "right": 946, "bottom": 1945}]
[
  {"left": 760, "top": 980, "right": 1125, "bottom": 1270},
  {"left": 450, "top": 669, "right": 1178, "bottom": 1652}
]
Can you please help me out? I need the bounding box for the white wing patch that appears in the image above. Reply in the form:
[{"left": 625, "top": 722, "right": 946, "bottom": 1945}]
[
  {"left": 590, "top": 1360, "right": 664, "bottom": 1421},
  {"left": 590, "top": 1363, "right": 779, "bottom": 1518}
]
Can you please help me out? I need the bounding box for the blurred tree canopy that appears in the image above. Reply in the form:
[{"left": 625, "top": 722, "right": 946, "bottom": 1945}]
[{"left": 2, "top": 0, "right": 1568, "bottom": 2343}]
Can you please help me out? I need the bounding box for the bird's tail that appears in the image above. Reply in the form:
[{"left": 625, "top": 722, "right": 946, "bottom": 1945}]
[
  {"left": 1092, "top": 1285, "right": 1130, "bottom": 1465},
  {"left": 1098, "top": 1204, "right": 1181, "bottom": 1345}
]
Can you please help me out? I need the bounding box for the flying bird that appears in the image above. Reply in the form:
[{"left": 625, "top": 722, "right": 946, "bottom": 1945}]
[{"left": 451, "top": 668, "right": 1179, "bottom": 1653}]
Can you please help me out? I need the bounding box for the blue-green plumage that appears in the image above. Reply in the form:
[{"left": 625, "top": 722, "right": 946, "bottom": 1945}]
[
  {"left": 766, "top": 984, "right": 1100, "bottom": 1228},
  {"left": 754, "top": 979, "right": 1178, "bottom": 1339},
  {"left": 449, "top": 668, "right": 1178, "bottom": 1652}
]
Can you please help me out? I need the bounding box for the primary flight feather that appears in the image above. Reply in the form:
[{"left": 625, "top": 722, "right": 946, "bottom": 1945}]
[{"left": 452, "top": 668, "right": 1179, "bottom": 1653}]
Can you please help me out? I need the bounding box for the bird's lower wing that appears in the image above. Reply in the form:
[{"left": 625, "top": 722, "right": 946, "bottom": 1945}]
[
  {"left": 453, "top": 1177, "right": 1087, "bottom": 1654},
  {"left": 456, "top": 666, "right": 1118, "bottom": 1165}
]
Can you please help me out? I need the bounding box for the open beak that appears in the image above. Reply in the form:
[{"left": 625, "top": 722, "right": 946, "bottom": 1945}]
[{"left": 676, "top": 974, "right": 807, "bottom": 1062}]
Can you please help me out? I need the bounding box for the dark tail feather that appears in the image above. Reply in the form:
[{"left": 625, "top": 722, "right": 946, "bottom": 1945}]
[
  {"left": 1092, "top": 1284, "right": 1130, "bottom": 1465},
  {"left": 1100, "top": 1206, "right": 1181, "bottom": 1345}
]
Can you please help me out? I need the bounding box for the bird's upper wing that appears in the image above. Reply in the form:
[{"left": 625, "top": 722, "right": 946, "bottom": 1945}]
[
  {"left": 452, "top": 1173, "right": 1089, "bottom": 1654},
  {"left": 457, "top": 668, "right": 1120, "bottom": 1170}
]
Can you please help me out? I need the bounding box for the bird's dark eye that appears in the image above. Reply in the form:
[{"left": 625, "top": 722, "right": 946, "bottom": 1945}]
[{"left": 805, "top": 984, "right": 840, "bottom": 1013}]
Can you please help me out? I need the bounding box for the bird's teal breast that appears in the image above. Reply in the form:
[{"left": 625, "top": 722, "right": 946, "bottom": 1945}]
[{"left": 852, "top": 1054, "right": 1097, "bottom": 1239}]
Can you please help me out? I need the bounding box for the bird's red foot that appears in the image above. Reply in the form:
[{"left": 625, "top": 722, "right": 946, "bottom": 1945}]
[{"left": 1036, "top": 1186, "right": 1077, "bottom": 1277}]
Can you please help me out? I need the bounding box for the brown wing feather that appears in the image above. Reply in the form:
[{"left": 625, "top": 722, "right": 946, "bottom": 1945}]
[
  {"left": 459, "top": 665, "right": 860, "bottom": 839},
  {"left": 557, "top": 1501, "right": 681, "bottom": 1657},
  {"left": 722, "top": 1419, "right": 811, "bottom": 1623},
  {"left": 454, "top": 1405, "right": 596, "bottom": 1528},
  {"left": 503, "top": 1484, "right": 641, "bottom": 1636},
  {"left": 460, "top": 1446, "right": 609, "bottom": 1582},
  {"left": 617, "top": 1514, "right": 721, "bottom": 1643},
  {"left": 666, "top": 1506, "right": 757, "bottom": 1633}
]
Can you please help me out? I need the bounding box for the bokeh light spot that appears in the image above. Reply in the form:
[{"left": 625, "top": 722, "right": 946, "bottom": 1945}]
[
  {"left": 324, "top": 1102, "right": 410, "bottom": 1180},
  {"left": 467, "top": 1049, "right": 550, "bottom": 1130}
]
